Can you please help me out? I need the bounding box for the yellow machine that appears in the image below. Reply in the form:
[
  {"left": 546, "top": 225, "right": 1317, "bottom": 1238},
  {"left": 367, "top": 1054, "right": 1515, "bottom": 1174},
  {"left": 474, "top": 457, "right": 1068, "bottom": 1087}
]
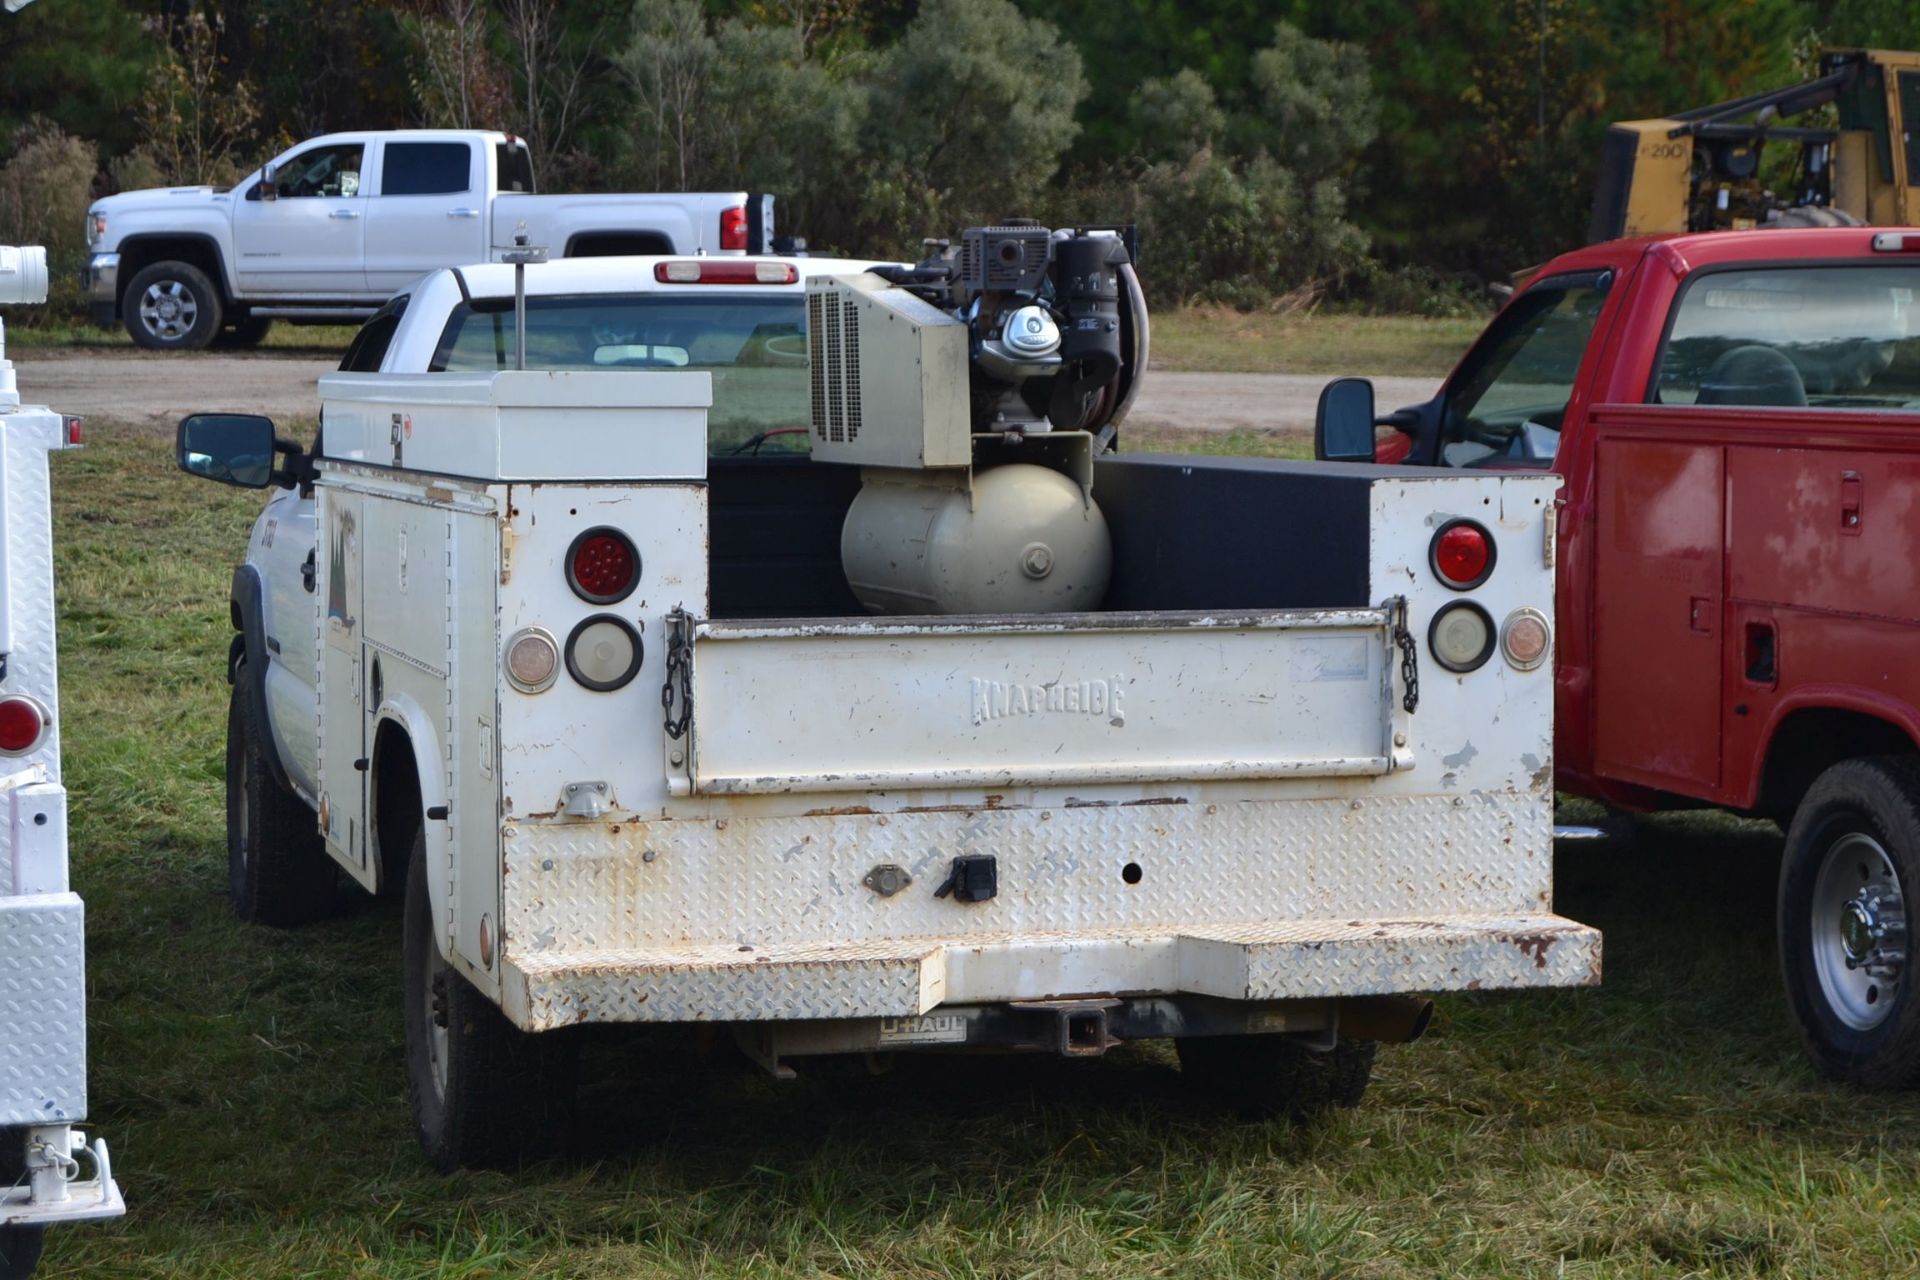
[{"left": 1588, "top": 48, "right": 1920, "bottom": 241}]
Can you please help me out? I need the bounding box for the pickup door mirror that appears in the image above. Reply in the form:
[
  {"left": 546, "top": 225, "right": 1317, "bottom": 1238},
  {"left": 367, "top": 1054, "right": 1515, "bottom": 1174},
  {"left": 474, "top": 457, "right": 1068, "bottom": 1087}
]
[
  {"left": 259, "top": 163, "right": 278, "bottom": 202},
  {"left": 1315, "top": 377, "right": 1378, "bottom": 462},
  {"left": 177, "top": 413, "right": 278, "bottom": 488}
]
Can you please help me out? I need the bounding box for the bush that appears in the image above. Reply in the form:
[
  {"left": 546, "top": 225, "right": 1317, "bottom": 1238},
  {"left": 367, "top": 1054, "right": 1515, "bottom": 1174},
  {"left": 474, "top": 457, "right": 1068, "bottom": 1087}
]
[{"left": 0, "top": 120, "right": 99, "bottom": 326}]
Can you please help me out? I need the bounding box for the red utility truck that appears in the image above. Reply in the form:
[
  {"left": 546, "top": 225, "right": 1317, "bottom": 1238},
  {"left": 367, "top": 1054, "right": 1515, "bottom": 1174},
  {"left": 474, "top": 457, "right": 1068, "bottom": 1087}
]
[{"left": 1316, "top": 226, "right": 1920, "bottom": 1087}]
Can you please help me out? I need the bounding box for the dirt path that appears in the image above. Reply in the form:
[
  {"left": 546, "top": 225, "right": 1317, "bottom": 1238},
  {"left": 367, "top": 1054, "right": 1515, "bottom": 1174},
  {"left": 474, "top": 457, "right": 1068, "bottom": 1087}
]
[{"left": 11, "top": 348, "right": 1442, "bottom": 437}]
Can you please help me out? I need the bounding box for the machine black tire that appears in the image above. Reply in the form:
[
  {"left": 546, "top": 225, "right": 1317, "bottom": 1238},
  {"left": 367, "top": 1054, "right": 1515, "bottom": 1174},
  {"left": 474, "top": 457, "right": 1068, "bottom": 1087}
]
[
  {"left": 1761, "top": 206, "right": 1865, "bottom": 229},
  {"left": 1779, "top": 757, "right": 1920, "bottom": 1088},
  {"left": 0, "top": 1226, "right": 43, "bottom": 1280},
  {"left": 121, "top": 260, "right": 224, "bottom": 351},
  {"left": 403, "top": 832, "right": 574, "bottom": 1172},
  {"left": 216, "top": 315, "right": 273, "bottom": 348},
  {"left": 1176, "top": 1034, "right": 1377, "bottom": 1119},
  {"left": 0, "top": 1131, "right": 44, "bottom": 1280},
  {"left": 226, "top": 680, "right": 335, "bottom": 926}
]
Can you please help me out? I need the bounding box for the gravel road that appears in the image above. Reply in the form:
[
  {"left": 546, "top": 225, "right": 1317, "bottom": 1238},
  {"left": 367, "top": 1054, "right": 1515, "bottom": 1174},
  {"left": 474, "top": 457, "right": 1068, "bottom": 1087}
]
[{"left": 12, "top": 348, "right": 1442, "bottom": 437}]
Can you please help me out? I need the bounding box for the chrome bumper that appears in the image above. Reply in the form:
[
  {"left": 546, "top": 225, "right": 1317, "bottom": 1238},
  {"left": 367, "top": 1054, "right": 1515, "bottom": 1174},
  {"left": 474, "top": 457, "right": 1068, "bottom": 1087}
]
[{"left": 82, "top": 253, "right": 118, "bottom": 310}]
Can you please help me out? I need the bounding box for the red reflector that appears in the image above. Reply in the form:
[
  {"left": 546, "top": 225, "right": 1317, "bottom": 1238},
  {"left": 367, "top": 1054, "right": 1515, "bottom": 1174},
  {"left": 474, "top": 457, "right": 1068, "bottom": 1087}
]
[
  {"left": 566, "top": 528, "right": 640, "bottom": 604},
  {"left": 0, "top": 696, "right": 48, "bottom": 755},
  {"left": 1431, "top": 521, "right": 1494, "bottom": 589},
  {"left": 654, "top": 260, "right": 796, "bottom": 285},
  {"left": 65, "top": 417, "right": 83, "bottom": 446},
  {"left": 720, "top": 205, "right": 748, "bottom": 251}
]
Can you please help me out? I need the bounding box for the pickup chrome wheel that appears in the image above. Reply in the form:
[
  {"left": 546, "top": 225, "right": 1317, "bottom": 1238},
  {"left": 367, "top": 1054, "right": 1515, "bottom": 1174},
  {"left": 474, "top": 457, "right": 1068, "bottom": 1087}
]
[
  {"left": 226, "top": 678, "right": 335, "bottom": 925},
  {"left": 1780, "top": 757, "right": 1920, "bottom": 1088},
  {"left": 122, "top": 260, "right": 223, "bottom": 350},
  {"left": 402, "top": 830, "right": 575, "bottom": 1172}
]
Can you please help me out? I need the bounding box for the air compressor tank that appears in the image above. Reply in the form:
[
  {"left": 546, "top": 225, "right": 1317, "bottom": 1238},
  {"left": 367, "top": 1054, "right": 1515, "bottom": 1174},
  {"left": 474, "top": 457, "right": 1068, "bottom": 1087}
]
[{"left": 841, "top": 462, "right": 1111, "bottom": 615}]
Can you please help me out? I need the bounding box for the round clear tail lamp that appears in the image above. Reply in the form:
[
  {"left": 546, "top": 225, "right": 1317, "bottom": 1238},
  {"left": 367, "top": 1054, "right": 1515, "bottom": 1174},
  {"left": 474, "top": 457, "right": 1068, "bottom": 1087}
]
[
  {"left": 565, "top": 615, "right": 644, "bottom": 692},
  {"left": 1429, "top": 519, "right": 1496, "bottom": 590},
  {"left": 565, "top": 527, "right": 640, "bottom": 605},
  {"left": 0, "top": 694, "right": 52, "bottom": 756},
  {"left": 1500, "top": 608, "right": 1552, "bottom": 672},
  {"left": 1428, "top": 602, "right": 1496, "bottom": 674},
  {"left": 504, "top": 627, "right": 560, "bottom": 694}
]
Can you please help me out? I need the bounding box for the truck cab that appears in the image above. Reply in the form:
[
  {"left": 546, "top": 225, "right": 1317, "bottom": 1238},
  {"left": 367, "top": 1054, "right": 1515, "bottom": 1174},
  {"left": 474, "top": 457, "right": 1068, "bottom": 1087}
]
[{"left": 1320, "top": 226, "right": 1920, "bottom": 1087}]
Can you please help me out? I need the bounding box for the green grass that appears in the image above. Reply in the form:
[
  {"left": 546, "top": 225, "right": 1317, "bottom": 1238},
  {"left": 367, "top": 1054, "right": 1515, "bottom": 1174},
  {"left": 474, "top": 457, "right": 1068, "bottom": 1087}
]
[
  {"left": 4, "top": 322, "right": 360, "bottom": 354},
  {"left": 1150, "top": 310, "right": 1483, "bottom": 377},
  {"left": 37, "top": 423, "right": 1920, "bottom": 1277}
]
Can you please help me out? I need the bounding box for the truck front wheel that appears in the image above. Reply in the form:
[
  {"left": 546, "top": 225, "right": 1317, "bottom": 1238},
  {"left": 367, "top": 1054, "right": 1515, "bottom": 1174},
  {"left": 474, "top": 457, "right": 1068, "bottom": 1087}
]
[
  {"left": 1779, "top": 757, "right": 1920, "bottom": 1087},
  {"left": 122, "top": 260, "right": 223, "bottom": 350},
  {"left": 402, "top": 833, "right": 574, "bottom": 1171},
  {"left": 1176, "top": 1033, "right": 1376, "bottom": 1119},
  {"left": 226, "top": 680, "right": 335, "bottom": 925}
]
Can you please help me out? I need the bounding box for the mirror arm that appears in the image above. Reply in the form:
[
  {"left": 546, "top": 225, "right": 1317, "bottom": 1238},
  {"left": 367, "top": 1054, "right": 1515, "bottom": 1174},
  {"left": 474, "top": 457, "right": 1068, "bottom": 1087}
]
[
  {"left": 1376, "top": 408, "right": 1422, "bottom": 429},
  {"left": 269, "top": 436, "right": 310, "bottom": 490}
]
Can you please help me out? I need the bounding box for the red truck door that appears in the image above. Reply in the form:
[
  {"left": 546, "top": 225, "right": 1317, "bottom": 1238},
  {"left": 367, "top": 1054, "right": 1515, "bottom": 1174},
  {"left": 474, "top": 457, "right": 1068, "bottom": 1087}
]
[{"left": 1590, "top": 438, "right": 1725, "bottom": 791}]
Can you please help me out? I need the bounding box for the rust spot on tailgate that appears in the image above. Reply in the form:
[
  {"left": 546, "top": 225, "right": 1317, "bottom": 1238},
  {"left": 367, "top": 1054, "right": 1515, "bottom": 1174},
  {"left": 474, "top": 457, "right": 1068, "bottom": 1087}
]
[{"left": 1506, "top": 933, "right": 1557, "bottom": 969}]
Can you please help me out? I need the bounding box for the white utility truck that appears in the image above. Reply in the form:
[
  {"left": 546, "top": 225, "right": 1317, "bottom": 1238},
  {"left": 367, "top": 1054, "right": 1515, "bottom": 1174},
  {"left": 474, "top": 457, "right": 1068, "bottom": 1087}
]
[
  {"left": 84, "top": 128, "right": 771, "bottom": 350},
  {"left": 178, "top": 227, "right": 1599, "bottom": 1171},
  {"left": 0, "top": 247, "right": 126, "bottom": 1278}
]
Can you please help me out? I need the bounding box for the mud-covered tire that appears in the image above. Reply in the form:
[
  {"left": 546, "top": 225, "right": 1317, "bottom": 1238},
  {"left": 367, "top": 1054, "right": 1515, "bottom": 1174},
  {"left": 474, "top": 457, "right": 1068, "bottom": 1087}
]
[
  {"left": 1779, "top": 757, "right": 1920, "bottom": 1088},
  {"left": 1761, "top": 206, "right": 1865, "bottom": 229},
  {"left": 403, "top": 832, "right": 574, "bottom": 1171},
  {"left": 122, "top": 260, "right": 223, "bottom": 350},
  {"left": 216, "top": 315, "right": 273, "bottom": 349},
  {"left": 1176, "top": 1034, "right": 1377, "bottom": 1118},
  {"left": 226, "top": 680, "right": 335, "bottom": 926}
]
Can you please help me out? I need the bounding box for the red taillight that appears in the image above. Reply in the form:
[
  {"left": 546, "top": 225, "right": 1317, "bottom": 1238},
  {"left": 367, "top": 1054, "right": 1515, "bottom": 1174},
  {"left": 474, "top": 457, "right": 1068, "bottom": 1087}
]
[
  {"left": 720, "top": 205, "right": 748, "bottom": 251},
  {"left": 654, "top": 260, "right": 797, "bottom": 285},
  {"left": 1430, "top": 520, "right": 1495, "bottom": 590},
  {"left": 1872, "top": 232, "right": 1920, "bottom": 253},
  {"left": 566, "top": 527, "right": 639, "bottom": 605},
  {"left": 65, "top": 416, "right": 84, "bottom": 446},
  {"left": 0, "top": 695, "right": 50, "bottom": 756}
]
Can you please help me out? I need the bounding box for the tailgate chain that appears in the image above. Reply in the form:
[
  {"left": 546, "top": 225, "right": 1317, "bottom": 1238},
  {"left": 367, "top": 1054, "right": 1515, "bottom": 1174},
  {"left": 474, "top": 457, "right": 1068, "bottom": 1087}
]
[
  {"left": 1389, "top": 595, "right": 1419, "bottom": 714},
  {"left": 662, "top": 608, "right": 692, "bottom": 740}
]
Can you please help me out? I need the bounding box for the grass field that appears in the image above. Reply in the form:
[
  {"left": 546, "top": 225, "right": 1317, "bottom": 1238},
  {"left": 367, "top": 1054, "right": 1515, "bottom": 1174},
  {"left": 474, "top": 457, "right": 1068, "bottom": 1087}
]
[
  {"left": 35, "top": 423, "right": 1920, "bottom": 1278},
  {"left": 5, "top": 322, "right": 362, "bottom": 354}
]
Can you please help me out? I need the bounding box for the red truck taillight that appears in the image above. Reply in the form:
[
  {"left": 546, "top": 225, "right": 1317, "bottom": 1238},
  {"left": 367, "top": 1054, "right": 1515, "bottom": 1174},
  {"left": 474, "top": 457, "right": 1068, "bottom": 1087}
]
[
  {"left": 1430, "top": 520, "right": 1494, "bottom": 590},
  {"left": 720, "top": 205, "right": 749, "bottom": 251},
  {"left": 0, "top": 694, "right": 51, "bottom": 755}
]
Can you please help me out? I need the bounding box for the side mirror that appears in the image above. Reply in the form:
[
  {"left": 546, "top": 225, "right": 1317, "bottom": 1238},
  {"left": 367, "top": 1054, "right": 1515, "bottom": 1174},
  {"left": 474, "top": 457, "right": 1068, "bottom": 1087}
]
[
  {"left": 177, "top": 413, "right": 279, "bottom": 488},
  {"left": 260, "top": 163, "right": 278, "bottom": 202},
  {"left": 1315, "top": 377, "right": 1377, "bottom": 462}
]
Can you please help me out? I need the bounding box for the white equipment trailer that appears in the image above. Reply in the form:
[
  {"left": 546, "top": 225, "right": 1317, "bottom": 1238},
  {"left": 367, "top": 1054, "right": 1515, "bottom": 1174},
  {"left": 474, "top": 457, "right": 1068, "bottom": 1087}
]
[
  {"left": 178, "top": 226, "right": 1600, "bottom": 1170},
  {"left": 0, "top": 247, "right": 125, "bottom": 1279}
]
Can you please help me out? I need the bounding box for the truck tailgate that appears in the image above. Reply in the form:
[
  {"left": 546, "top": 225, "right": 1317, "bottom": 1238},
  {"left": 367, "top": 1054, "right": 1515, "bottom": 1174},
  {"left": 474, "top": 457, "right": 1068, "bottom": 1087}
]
[{"left": 671, "top": 608, "right": 1400, "bottom": 795}]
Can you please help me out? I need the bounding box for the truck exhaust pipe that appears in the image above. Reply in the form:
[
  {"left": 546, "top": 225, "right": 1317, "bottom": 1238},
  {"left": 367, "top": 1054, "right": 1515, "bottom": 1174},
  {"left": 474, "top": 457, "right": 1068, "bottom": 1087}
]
[{"left": 1340, "top": 995, "right": 1435, "bottom": 1044}]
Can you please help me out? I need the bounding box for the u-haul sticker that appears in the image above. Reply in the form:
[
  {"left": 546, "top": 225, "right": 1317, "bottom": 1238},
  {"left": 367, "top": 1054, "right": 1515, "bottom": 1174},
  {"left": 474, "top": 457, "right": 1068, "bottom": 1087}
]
[{"left": 878, "top": 1013, "right": 968, "bottom": 1046}]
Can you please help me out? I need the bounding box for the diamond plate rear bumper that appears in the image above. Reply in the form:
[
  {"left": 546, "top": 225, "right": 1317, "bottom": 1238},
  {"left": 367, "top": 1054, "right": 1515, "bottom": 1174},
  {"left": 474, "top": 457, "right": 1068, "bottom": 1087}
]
[
  {"left": 502, "top": 914, "right": 1600, "bottom": 1030},
  {"left": 0, "top": 893, "right": 87, "bottom": 1125}
]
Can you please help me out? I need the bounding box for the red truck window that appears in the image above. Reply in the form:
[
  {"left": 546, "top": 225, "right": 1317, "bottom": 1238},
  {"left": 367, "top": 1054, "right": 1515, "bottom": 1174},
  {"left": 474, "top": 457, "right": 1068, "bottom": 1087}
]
[
  {"left": 1438, "top": 271, "right": 1611, "bottom": 467},
  {"left": 1653, "top": 265, "right": 1920, "bottom": 410}
]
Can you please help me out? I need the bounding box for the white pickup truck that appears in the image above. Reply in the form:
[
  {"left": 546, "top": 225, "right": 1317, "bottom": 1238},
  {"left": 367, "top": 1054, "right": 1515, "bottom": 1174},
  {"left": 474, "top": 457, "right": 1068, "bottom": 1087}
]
[
  {"left": 84, "top": 128, "right": 771, "bottom": 352},
  {"left": 177, "top": 232, "right": 1598, "bottom": 1171}
]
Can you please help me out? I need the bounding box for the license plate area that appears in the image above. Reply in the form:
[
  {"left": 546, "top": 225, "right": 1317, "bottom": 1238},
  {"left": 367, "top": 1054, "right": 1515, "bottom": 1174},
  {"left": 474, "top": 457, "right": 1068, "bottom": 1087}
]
[{"left": 670, "top": 608, "right": 1396, "bottom": 795}]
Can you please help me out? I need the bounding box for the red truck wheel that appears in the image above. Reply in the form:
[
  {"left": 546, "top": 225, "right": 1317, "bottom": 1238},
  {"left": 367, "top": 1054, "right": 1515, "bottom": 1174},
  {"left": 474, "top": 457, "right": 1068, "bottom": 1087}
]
[{"left": 1778, "top": 757, "right": 1920, "bottom": 1087}]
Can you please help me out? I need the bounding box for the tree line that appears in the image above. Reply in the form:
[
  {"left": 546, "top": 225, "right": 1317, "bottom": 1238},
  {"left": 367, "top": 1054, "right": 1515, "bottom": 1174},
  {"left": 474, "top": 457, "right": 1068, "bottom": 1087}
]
[{"left": 0, "top": 0, "right": 1911, "bottom": 320}]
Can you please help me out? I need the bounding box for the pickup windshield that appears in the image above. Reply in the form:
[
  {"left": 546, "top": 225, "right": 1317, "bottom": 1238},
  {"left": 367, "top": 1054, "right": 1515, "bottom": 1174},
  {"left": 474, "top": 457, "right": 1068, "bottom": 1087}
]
[
  {"left": 429, "top": 293, "right": 810, "bottom": 454},
  {"left": 1439, "top": 270, "right": 1612, "bottom": 467}
]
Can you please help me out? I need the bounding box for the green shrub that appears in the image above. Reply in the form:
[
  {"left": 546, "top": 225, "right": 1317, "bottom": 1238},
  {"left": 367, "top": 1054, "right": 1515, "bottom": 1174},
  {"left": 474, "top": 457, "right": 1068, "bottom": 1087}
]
[{"left": 0, "top": 119, "right": 98, "bottom": 326}]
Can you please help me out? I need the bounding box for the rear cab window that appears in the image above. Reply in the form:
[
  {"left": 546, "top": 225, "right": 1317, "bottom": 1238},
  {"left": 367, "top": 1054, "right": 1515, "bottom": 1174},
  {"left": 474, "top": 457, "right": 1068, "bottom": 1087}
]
[
  {"left": 428, "top": 293, "right": 810, "bottom": 454},
  {"left": 380, "top": 141, "right": 474, "bottom": 197},
  {"left": 1653, "top": 265, "right": 1920, "bottom": 410},
  {"left": 1437, "top": 270, "right": 1613, "bottom": 467},
  {"left": 496, "top": 143, "right": 535, "bottom": 193}
]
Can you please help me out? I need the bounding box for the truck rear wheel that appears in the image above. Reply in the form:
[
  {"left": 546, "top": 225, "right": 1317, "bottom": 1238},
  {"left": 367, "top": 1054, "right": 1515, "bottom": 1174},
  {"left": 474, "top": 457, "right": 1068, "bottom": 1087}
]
[
  {"left": 403, "top": 832, "right": 574, "bottom": 1171},
  {"left": 122, "top": 260, "right": 223, "bottom": 351},
  {"left": 1779, "top": 757, "right": 1920, "bottom": 1087},
  {"left": 226, "top": 681, "right": 335, "bottom": 925},
  {"left": 1176, "top": 1034, "right": 1377, "bottom": 1119}
]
